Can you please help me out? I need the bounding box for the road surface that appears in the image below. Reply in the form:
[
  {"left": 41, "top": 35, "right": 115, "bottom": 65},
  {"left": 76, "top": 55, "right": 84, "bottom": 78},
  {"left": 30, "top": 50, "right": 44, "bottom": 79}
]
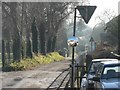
[{"left": 1, "top": 59, "right": 71, "bottom": 89}]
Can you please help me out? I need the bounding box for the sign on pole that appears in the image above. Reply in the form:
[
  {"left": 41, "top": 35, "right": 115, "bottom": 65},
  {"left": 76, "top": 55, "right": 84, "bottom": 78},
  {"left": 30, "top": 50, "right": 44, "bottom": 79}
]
[
  {"left": 89, "top": 37, "right": 94, "bottom": 42},
  {"left": 77, "top": 6, "right": 97, "bottom": 24}
]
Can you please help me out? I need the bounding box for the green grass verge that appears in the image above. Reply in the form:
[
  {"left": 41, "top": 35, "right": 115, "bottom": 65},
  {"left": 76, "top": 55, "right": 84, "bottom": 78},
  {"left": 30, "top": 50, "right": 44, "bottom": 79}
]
[{"left": 10, "top": 52, "right": 64, "bottom": 71}]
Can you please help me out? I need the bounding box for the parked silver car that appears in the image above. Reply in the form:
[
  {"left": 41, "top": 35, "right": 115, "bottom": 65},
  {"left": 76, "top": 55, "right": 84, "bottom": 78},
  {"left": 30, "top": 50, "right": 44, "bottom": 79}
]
[
  {"left": 92, "top": 60, "right": 120, "bottom": 90},
  {"left": 80, "top": 59, "right": 118, "bottom": 90}
]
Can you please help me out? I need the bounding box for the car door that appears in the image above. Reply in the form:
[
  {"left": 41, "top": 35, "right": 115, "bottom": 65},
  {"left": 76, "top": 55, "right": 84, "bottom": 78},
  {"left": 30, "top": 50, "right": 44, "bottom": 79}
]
[{"left": 94, "top": 64, "right": 104, "bottom": 90}]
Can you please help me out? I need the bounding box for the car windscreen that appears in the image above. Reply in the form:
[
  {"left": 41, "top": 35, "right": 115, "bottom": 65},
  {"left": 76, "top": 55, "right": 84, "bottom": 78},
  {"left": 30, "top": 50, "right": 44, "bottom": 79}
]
[{"left": 101, "top": 64, "right": 120, "bottom": 79}]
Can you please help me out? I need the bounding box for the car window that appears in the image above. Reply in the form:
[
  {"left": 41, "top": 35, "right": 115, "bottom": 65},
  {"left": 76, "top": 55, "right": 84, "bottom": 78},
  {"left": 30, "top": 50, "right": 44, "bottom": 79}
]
[
  {"left": 89, "top": 62, "right": 100, "bottom": 74},
  {"left": 103, "top": 67, "right": 120, "bottom": 74},
  {"left": 101, "top": 65, "right": 120, "bottom": 79}
]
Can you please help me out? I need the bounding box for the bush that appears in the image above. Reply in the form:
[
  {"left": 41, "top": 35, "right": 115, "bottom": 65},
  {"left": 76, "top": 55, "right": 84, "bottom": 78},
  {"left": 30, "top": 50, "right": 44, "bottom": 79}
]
[
  {"left": 47, "top": 52, "right": 64, "bottom": 61},
  {"left": 10, "top": 52, "right": 64, "bottom": 71}
]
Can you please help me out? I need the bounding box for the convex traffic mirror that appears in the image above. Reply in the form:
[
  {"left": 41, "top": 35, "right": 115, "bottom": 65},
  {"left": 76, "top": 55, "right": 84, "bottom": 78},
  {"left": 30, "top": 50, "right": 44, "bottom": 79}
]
[{"left": 67, "top": 37, "right": 79, "bottom": 47}]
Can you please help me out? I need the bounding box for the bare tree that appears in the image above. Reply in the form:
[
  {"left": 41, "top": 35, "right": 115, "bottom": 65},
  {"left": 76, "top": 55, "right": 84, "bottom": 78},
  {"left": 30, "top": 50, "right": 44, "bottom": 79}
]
[
  {"left": 2, "top": 1, "right": 90, "bottom": 66},
  {"left": 2, "top": 2, "right": 22, "bottom": 62},
  {"left": 96, "top": 9, "right": 116, "bottom": 24}
]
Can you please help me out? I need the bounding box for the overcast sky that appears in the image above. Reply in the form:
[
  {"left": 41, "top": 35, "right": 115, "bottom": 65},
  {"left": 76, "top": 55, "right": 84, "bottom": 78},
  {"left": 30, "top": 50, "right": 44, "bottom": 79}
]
[{"left": 88, "top": 0, "right": 120, "bottom": 28}]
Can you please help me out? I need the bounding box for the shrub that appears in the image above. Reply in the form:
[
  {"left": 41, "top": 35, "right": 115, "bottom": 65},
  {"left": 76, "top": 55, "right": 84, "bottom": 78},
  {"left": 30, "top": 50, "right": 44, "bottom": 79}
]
[
  {"left": 10, "top": 52, "right": 64, "bottom": 71},
  {"left": 47, "top": 52, "right": 64, "bottom": 61}
]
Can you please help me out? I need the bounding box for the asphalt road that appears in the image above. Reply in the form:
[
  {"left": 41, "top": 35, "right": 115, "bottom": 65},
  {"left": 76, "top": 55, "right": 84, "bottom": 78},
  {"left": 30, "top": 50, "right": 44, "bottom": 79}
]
[{"left": 1, "top": 59, "right": 71, "bottom": 89}]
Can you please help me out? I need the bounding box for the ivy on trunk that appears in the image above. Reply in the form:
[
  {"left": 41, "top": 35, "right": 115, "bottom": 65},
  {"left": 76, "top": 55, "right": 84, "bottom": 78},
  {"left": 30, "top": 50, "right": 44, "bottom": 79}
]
[
  {"left": 13, "top": 32, "right": 21, "bottom": 62},
  {"left": 26, "top": 38, "right": 33, "bottom": 58},
  {"left": 31, "top": 17, "right": 38, "bottom": 55},
  {"left": 39, "top": 22, "right": 46, "bottom": 55}
]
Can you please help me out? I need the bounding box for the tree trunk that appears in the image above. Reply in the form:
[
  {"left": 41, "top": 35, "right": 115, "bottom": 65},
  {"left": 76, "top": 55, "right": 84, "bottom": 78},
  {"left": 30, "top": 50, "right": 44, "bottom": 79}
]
[
  {"left": 47, "top": 37, "right": 52, "bottom": 53},
  {"left": 39, "top": 22, "right": 46, "bottom": 55},
  {"left": 6, "top": 41, "right": 10, "bottom": 64},
  {"left": 51, "top": 36, "right": 57, "bottom": 52},
  {"left": 13, "top": 32, "right": 21, "bottom": 62},
  {"left": 10, "top": 2, "right": 21, "bottom": 62},
  {"left": 22, "top": 39, "right": 26, "bottom": 59},
  {"left": 26, "top": 37, "right": 33, "bottom": 58},
  {"left": 2, "top": 40, "right": 5, "bottom": 70},
  {"left": 118, "top": 15, "right": 120, "bottom": 55},
  {"left": 31, "top": 18, "right": 38, "bottom": 55}
]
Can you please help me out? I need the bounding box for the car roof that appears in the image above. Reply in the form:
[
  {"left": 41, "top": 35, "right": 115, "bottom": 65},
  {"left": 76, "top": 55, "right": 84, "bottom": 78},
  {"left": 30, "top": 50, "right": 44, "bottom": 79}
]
[
  {"left": 100, "top": 60, "right": 120, "bottom": 65},
  {"left": 92, "top": 59, "right": 118, "bottom": 62}
]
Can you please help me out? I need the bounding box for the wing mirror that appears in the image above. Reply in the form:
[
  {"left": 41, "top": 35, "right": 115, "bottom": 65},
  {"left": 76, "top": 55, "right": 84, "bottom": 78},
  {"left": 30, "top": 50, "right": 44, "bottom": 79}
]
[{"left": 91, "top": 77, "right": 100, "bottom": 82}]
